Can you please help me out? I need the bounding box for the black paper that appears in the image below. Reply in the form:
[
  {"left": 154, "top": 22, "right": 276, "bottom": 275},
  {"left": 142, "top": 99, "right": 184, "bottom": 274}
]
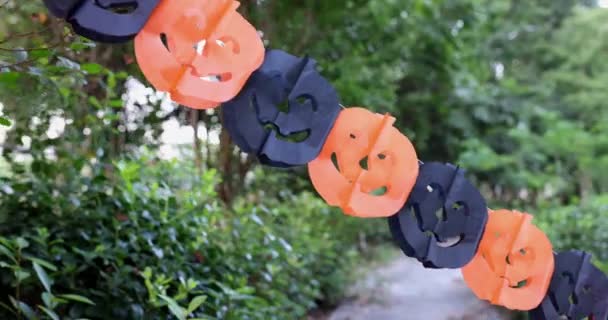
[
  {"left": 530, "top": 250, "right": 608, "bottom": 320},
  {"left": 388, "top": 162, "right": 488, "bottom": 268},
  {"left": 222, "top": 49, "right": 341, "bottom": 168},
  {"left": 43, "top": 0, "right": 160, "bottom": 43}
]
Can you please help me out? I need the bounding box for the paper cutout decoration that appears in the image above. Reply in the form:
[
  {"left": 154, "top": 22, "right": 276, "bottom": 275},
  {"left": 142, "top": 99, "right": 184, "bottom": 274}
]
[
  {"left": 43, "top": 0, "right": 160, "bottom": 43},
  {"left": 529, "top": 251, "right": 608, "bottom": 320},
  {"left": 388, "top": 162, "right": 488, "bottom": 269},
  {"left": 135, "top": 0, "right": 264, "bottom": 109},
  {"left": 308, "top": 107, "right": 419, "bottom": 218},
  {"left": 222, "top": 50, "right": 341, "bottom": 167},
  {"left": 462, "top": 209, "right": 554, "bottom": 310}
]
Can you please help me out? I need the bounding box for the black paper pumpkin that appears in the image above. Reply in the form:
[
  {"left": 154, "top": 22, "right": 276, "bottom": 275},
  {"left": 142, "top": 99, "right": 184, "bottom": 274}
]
[
  {"left": 222, "top": 49, "right": 341, "bottom": 168},
  {"left": 388, "top": 162, "right": 488, "bottom": 269},
  {"left": 43, "top": 0, "right": 160, "bottom": 43},
  {"left": 530, "top": 251, "right": 608, "bottom": 320}
]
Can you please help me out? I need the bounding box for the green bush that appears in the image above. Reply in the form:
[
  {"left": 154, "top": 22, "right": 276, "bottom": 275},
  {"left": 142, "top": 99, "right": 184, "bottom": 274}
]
[
  {"left": 535, "top": 195, "right": 608, "bottom": 273},
  {"left": 0, "top": 152, "right": 386, "bottom": 319}
]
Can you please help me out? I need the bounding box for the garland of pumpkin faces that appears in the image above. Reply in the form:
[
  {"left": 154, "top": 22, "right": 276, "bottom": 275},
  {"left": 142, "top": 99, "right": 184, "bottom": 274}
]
[{"left": 42, "top": 0, "right": 608, "bottom": 319}]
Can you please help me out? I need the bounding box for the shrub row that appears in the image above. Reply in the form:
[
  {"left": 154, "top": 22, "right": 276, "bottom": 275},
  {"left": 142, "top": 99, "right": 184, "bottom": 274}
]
[
  {"left": 0, "top": 152, "right": 386, "bottom": 319},
  {"left": 535, "top": 195, "right": 608, "bottom": 273}
]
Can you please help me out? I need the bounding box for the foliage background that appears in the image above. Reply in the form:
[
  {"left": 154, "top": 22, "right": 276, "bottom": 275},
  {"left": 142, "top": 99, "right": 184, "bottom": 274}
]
[{"left": 1, "top": 0, "right": 607, "bottom": 319}]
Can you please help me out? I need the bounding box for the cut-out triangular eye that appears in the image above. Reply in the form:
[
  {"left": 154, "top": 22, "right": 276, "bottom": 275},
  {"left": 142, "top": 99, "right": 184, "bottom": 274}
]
[
  {"left": 277, "top": 100, "right": 289, "bottom": 113},
  {"left": 296, "top": 96, "right": 309, "bottom": 105},
  {"left": 331, "top": 152, "right": 340, "bottom": 172},
  {"left": 369, "top": 186, "right": 387, "bottom": 196},
  {"left": 510, "top": 279, "right": 527, "bottom": 288},
  {"left": 217, "top": 36, "right": 240, "bottom": 54},
  {"left": 560, "top": 272, "right": 576, "bottom": 285},
  {"left": 450, "top": 201, "right": 469, "bottom": 216},
  {"left": 292, "top": 95, "right": 317, "bottom": 111},
  {"left": 160, "top": 33, "right": 169, "bottom": 51},
  {"left": 103, "top": 0, "right": 138, "bottom": 14},
  {"left": 194, "top": 39, "right": 206, "bottom": 55},
  {"left": 359, "top": 156, "right": 369, "bottom": 170},
  {"left": 262, "top": 123, "right": 310, "bottom": 142}
]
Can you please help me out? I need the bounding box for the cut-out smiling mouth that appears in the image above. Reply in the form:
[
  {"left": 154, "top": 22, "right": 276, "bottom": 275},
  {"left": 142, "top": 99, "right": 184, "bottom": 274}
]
[{"left": 198, "top": 73, "right": 232, "bottom": 82}]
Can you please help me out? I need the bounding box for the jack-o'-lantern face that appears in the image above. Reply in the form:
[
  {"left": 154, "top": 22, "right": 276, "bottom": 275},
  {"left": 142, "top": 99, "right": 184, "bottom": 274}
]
[
  {"left": 134, "top": 0, "right": 264, "bottom": 109},
  {"left": 43, "top": 0, "right": 160, "bottom": 43},
  {"left": 222, "top": 50, "right": 341, "bottom": 167},
  {"left": 308, "top": 107, "right": 419, "bottom": 218},
  {"left": 530, "top": 251, "right": 608, "bottom": 320},
  {"left": 388, "top": 162, "right": 488, "bottom": 269},
  {"left": 462, "top": 209, "right": 554, "bottom": 311}
]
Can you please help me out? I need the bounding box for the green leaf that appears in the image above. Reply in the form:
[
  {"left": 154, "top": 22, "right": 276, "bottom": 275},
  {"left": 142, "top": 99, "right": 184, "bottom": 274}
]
[
  {"left": 29, "top": 49, "right": 51, "bottom": 60},
  {"left": 0, "top": 244, "right": 16, "bottom": 263},
  {"left": 41, "top": 292, "right": 54, "bottom": 309},
  {"left": 9, "top": 297, "right": 38, "bottom": 320},
  {"left": 38, "top": 306, "right": 60, "bottom": 320},
  {"left": 70, "top": 41, "right": 96, "bottom": 51},
  {"left": 88, "top": 96, "right": 102, "bottom": 109},
  {"left": 81, "top": 63, "right": 104, "bottom": 75},
  {"left": 187, "top": 295, "right": 207, "bottom": 314},
  {"left": 58, "top": 294, "right": 95, "bottom": 306},
  {"left": 0, "top": 116, "right": 10, "bottom": 127},
  {"left": 33, "top": 262, "right": 52, "bottom": 292},
  {"left": 0, "top": 301, "right": 16, "bottom": 315},
  {"left": 15, "top": 237, "right": 29, "bottom": 249},
  {"left": 0, "top": 72, "right": 21, "bottom": 89},
  {"left": 15, "top": 270, "right": 31, "bottom": 281},
  {"left": 159, "top": 294, "right": 186, "bottom": 320},
  {"left": 107, "top": 73, "right": 117, "bottom": 89},
  {"left": 24, "top": 256, "right": 57, "bottom": 271},
  {"left": 110, "top": 99, "right": 124, "bottom": 108}
]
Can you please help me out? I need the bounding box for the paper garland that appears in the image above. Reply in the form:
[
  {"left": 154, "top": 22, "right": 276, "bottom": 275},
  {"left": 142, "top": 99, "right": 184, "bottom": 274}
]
[{"left": 41, "top": 0, "right": 608, "bottom": 318}]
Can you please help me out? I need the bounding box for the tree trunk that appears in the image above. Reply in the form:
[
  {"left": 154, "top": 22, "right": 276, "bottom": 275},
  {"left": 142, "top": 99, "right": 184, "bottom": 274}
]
[
  {"left": 218, "top": 113, "right": 234, "bottom": 204},
  {"left": 191, "top": 109, "right": 202, "bottom": 175}
]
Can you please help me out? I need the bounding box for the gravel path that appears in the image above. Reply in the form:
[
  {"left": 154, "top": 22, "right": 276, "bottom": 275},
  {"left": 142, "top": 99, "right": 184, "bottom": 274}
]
[{"left": 325, "top": 255, "right": 512, "bottom": 320}]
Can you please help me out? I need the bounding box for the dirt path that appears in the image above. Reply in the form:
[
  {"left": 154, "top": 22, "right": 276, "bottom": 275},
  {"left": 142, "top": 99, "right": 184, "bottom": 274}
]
[{"left": 325, "top": 254, "right": 512, "bottom": 320}]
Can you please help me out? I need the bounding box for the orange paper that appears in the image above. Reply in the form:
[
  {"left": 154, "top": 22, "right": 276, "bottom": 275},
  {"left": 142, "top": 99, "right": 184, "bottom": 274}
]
[
  {"left": 308, "top": 107, "right": 419, "bottom": 218},
  {"left": 134, "top": 0, "right": 264, "bottom": 109},
  {"left": 462, "top": 209, "right": 554, "bottom": 311}
]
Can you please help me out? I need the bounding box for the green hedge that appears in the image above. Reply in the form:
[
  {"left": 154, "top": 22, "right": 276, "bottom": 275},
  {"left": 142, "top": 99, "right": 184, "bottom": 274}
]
[
  {"left": 0, "top": 153, "right": 387, "bottom": 319},
  {"left": 535, "top": 195, "right": 608, "bottom": 272}
]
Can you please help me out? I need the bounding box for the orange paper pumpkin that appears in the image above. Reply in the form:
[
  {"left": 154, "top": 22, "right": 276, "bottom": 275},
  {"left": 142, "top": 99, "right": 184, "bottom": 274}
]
[
  {"left": 462, "top": 209, "right": 555, "bottom": 311},
  {"left": 134, "top": 0, "right": 264, "bottom": 109},
  {"left": 308, "top": 107, "right": 419, "bottom": 218}
]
